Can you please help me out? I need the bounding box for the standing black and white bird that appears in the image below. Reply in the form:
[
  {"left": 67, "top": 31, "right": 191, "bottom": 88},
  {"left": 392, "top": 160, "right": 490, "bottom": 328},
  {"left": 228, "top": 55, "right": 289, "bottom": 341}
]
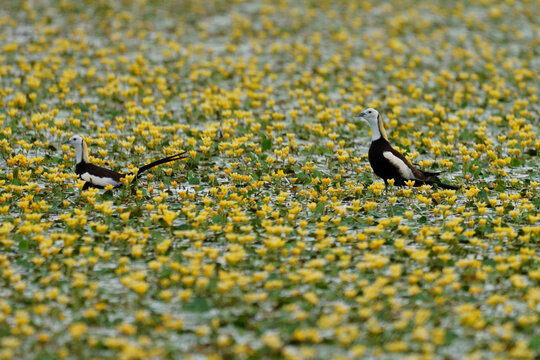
[
  {"left": 63, "top": 135, "right": 188, "bottom": 190},
  {"left": 357, "top": 108, "right": 458, "bottom": 190}
]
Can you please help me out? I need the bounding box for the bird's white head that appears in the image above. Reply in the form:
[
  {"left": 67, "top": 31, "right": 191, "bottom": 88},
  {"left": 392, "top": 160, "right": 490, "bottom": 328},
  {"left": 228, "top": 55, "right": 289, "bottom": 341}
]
[
  {"left": 63, "top": 135, "right": 89, "bottom": 163},
  {"left": 357, "top": 108, "right": 388, "bottom": 141},
  {"left": 64, "top": 135, "right": 84, "bottom": 147}
]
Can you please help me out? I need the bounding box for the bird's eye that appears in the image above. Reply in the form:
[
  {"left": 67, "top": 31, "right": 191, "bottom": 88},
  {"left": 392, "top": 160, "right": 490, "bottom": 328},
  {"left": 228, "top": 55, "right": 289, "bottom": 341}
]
[{"left": 368, "top": 110, "right": 372, "bottom": 114}]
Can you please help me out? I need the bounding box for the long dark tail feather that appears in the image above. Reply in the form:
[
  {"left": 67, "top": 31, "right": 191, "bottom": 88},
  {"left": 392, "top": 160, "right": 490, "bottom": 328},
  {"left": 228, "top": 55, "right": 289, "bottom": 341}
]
[
  {"left": 422, "top": 170, "right": 442, "bottom": 177},
  {"left": 134, "top": 151, "right": 189, "bottom": 180},
  {"left": 411, "top": 177, "right": 459, "bottom": 190},
  {"left": 427, "top": 180, "right": 459, "bottom": 190}
]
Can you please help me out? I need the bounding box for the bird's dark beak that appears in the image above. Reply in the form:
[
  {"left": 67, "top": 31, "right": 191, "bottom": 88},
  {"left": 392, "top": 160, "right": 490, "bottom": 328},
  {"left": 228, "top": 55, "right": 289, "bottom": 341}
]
[
  {"left": 62, "top": 139, "right": 70, "bottom": 145},
  {"left": 357, "top": 112, "right": 366, "bottom": 118}
]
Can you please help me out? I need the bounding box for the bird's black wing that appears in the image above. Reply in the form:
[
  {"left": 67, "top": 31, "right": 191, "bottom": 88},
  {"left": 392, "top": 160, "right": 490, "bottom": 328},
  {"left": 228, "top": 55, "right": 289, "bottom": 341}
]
[
  {"left": 83, "top": 163, "right": 124, "bottom": 182},
  {"left": 386, "top": 146, "right": 427, "bottom": 180}
]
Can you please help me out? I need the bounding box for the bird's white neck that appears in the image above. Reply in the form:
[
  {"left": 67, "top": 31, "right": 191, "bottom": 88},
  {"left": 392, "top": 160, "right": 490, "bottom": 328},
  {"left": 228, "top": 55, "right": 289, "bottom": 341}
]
[
  {"left": 370, "top": 114, "right": 388, "bottom": 141},
  {"left": 370, "top": 122, "right": 382, "bottom": 141}
]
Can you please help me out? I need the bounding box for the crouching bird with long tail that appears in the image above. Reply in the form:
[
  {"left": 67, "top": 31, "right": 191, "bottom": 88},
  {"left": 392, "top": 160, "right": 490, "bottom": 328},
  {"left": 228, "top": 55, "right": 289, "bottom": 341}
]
[
  {"left": 357, "top": 108, "right": 458, "bottom": 190},
  {"left": 63, "top": 135, "right": 188, "bottom": 190}
]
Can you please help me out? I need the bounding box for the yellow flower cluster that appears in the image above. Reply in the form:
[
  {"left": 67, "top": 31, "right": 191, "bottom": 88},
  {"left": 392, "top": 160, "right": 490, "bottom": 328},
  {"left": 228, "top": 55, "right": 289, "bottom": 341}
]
[{"left": 0, "top": 0, "right": 538, "bottom": 359}]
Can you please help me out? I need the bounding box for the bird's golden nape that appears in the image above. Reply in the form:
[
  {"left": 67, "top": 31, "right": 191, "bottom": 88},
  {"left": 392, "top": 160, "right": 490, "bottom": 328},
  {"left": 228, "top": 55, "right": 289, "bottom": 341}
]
[
  {"left": 378, "top": 113, "right": 388, "bottom": 141},
  {"left": 81, "top": 138, "right": 90, "bottom": 163}
]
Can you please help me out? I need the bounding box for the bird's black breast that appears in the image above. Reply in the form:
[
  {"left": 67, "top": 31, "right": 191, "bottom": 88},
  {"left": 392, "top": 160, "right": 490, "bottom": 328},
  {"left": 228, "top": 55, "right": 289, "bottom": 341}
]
[
  {"left": 368, "top": 138, "right": 407, "bottom": 185},
  {"left": 75, "top": 162, "right": 89, "bottom": 176}
]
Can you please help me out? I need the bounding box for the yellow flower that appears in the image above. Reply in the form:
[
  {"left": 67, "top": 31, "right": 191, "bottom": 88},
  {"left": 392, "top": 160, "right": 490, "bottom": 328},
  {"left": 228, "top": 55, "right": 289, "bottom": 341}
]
[
  {"left": 263, "top": 236, "right": 286, "bottom": 249},
  {"left": 68, "top": 322, "right": 87, "bottom": 339},
  {"left": 405, "top": 180, "right": 416, "bottom": 187},
  {"left": 303, "top": 291, "right": 318, "bottom": 305},
  {"left": 386, "top": 341, "right": 408, "bottom": 352},
  {"left": 120, "top": 212, "right": 130, "bottom": 221},
  {"left": 132, "top": 281, "right": 149, "bottom": 295},
  {"left": 261, "top": 332, "right": 281, "bottom": 349},
  {"left": 131, "top": 245, "right": 143, "bottom": 257}
]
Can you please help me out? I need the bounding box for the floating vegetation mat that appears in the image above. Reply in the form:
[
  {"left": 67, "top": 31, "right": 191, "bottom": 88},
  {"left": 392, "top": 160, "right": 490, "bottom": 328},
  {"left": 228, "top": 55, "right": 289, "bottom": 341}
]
[{"left": 0, "top": 0, "right": 539, "bottom": 359}]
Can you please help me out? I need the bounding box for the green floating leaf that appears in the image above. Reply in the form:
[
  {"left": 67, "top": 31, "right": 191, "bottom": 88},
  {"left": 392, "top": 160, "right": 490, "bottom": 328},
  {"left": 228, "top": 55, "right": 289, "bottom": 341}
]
[
  {"left": 18, "top": 238, "right": 29, "bottom": 251},
  {"left": 530, "top": 335, "right": 540, "bottom": 350},
  {"left": 212, "top": 214, "right": 225, "bottom": 224},
  {"left": 477, "top": 188, "right": 488, "bottom": 201},
  {"left": 312, "top": 170, "right": 324, "bottom": 178},
  {"left": 183, "top": 295, "right": 210, "bottom": 312},
  {"left": 261, "top": 137, "right": 272, "bottom": 151},
  {"left": 35, "top": 352, "right": 56, "bottom": 360},
  {"left": 313, "top": 202, "right": 325, "bottom": 217},
  {"left": 296, "top": 171, "right": 311, "bottom": 184}
]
